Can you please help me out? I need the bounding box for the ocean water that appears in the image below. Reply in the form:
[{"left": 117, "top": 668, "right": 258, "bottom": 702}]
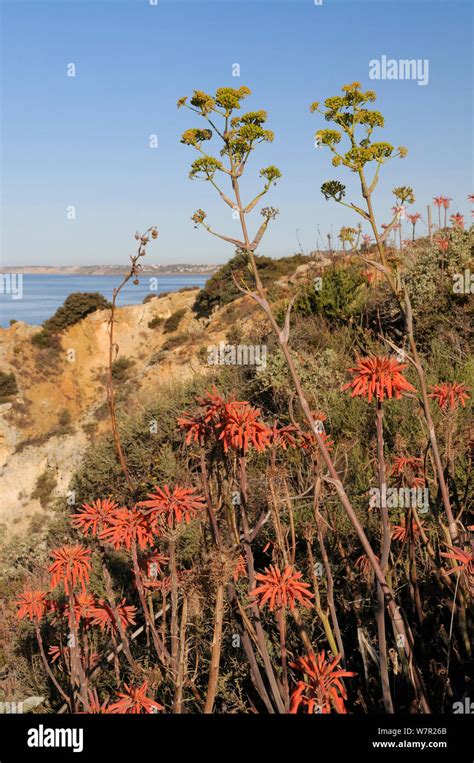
[{"left": 0, "top": 274, "right": 209, "bottom": 328}]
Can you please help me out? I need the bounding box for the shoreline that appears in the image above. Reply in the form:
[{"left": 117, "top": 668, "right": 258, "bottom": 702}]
[{"left": 1, "top": 267, "right": 220, "bottom": 276}]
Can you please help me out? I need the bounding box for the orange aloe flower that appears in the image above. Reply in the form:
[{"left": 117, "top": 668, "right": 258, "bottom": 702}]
[
  {"left": 450, "top": 213, "right": 465, "bottom": 229},
  {"left": 66, "top": 592, "right": 97, "bottom": 623},
  {"left": 270, "top": 413, "right": 330, "bottom": 451},
  {"left": 90, "top": 599, "right": 137, "bottom": 633},
  {"left": 407, "top": 211, "right": 422, "bottom": 240},
  {"left": 428, "top": 382, "right": 470, "bottom": 411},
  {"left": 343, "top": 355, "right": 416, "bottom": 403},
  {"left": 49, "top": 545, "right": 92, "bottom": 593},
  {"left": 72, "top": 498, "right": 119, "bottom": 537},
  {"left": 440, "top": 547, "right": 474, "bottom": 595},
  {"left": 391, "top": 456, "right": 425, "bottom": 488},
  {"left": 177, "top": 386, "right": 245, "bottom": 445},
  {"left": 440, "top": 547, "right": 473, "bottom": 576},
  {"left": 391, "top": 455, "right": 423, "bottom": 474},
  {"left": 16, "top": 590, "right": 48, "bottom": 621},
  {"left": 216, "top": 402, "right": 272, "bottom": 453},
  {"left": 433, "top": 196, "right": 444, "bottom": 228},
  {"left": 392, "top": 517, "right": 423, "bottom": 543},
  {"left": 434, "top": 237, "right": 449, "bottom": 253},
  {"left": 233, "top": 554, "right": 247, "bottom": 582},
  {"left": 137, "top": 485, "right": 206, "bottom": 529},
  {"left": 196, "top": 386, "right": 241, "bottom": 423},
  {"left": 176, "top": 412, "right": 209, "bottom": 446},
  {"left": 268, "top": 422, "right": 300, "bottom": 450},
  {"left": 48, "top": 645, "right": 63, "bottom": 666},
  {"left": 250, "top": 564, "right": 314, "bottom": 611},
  {"left": 298, "top": 429, "right": 334, "bottom": 452},
  {"left": 108, "top": 682, "right": 163, "bottom": 714},
  {"left": 290, "top": 651, "right": 356, "bottom": 714},
  {"left": 99, "top": 506, "right": 154, "bottom": 550}
]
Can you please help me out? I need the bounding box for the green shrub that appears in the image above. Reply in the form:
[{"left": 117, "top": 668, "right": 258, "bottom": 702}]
[
  {"left": 111, "top": 356, "right": 134, "bottom": 382},
  {"left": 161, "top": 333, "right": 188, "bottom": 352},
  {"left": 289, "top": 264, "right": 366, "bottom": 322},
  {"left": 94, "top": 402, "right": 109, "bottom": 421},
  {"left": 56, "top": 409, "right": 73, "bottom": 435},
  {"left": 163, "top": 308, "right": 186, "bottom": 333},
  {"left": 193, "top": 251, "right": 307, "bottom": 318},
  {"left": 148, "top": 315, "right": 165, "bottom": 329},
  {"left": 43, "top": 292, "right": 111, "bottom": 333},
  {"left": 31, "top": 470, "right": 57, "bottom": 508},
  {"left": 31, "top": 330, "right": 61, "bottom": 350},
  {"left": 0, "top": 371, "right": 18, "bottom": 403}
]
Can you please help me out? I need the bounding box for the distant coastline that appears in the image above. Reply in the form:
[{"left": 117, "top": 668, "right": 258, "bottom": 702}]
[
  {"left": 1, "top": 264, "right": 221, "bottom": 276},
  {"left": 0, "top": 272, "right": 210, "bottom": 327}
]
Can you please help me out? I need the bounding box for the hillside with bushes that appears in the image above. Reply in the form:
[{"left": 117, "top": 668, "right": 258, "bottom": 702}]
[{"left": 0, "top": 225, "right": 472, "bottom": 714}]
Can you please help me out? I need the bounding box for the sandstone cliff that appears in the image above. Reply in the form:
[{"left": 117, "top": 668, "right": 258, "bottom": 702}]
[{"left": 0, "top": 288, "right": 259, "bottom": 539}]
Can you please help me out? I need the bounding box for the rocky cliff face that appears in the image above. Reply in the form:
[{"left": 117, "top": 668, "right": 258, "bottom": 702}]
[{"left": 0, "top": 288, "right": 257, "bottom": 539}]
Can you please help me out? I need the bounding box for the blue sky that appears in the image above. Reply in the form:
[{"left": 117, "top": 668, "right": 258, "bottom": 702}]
[{"left": 1, "top": 0, "right": 472, "bottom": 266}]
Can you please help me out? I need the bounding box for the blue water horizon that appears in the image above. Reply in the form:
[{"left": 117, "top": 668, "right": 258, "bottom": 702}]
[{"left": 0, "top": 274, "right": 209, "bottom": 328}]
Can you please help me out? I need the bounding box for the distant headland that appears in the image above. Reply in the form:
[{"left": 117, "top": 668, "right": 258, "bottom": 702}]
[{"left": 1, "top": 263, "right": 221, "bottom": 276}]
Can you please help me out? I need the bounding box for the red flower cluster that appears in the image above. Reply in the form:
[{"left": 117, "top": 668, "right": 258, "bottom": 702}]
[
  {"left": 428, "top": 382, "right": 470, "bottom": 412},
  {"left": 138, "top": 485, "right": 206, "bottom": 529},
  {"left": 179, "top": 387, "right": 335, "bottom": 457},
  {"left": 90, "top": 599, "right": 137, "bottom": 633},
  {"left": 66, "top": 592, "right": 96, "bottom": 623},
  {"left": 216, "top": 403, "right": 272, "bottom": 452},
  {"left": 108, "top": 682, "right": 163, "bottom": 714},
  {"left": 72, "top": 498, "right": 119, "bottom": 536},
  {"left": 16, "top": 590, "right": 48, "bottom": 621},
  {"left": 450, "top": 213, "right": 465, "bottom": 229},
  {"left": 86, "top": 682, "right": 163, "bottom": 714},
  {"left": 99, "top": 507, "right": 155, "bottom": 550},
  {"left": 391, "top": 456, "right": 425, "bottom": 488},
  {"left": 343, "top": 355, "right": 416, "bottom": 403},
  {"left": 233, "top": 554, "right": 247, "bottom": 582},
  {"left": 251, "top": 564, "right": 314, "bottom": 611},
  {"left": 290, "top": 651, "right": 356, "bottom": 714},
  {"left": 440, "top": 547, "right": 473, "bottom": 577},
  {"left": 49, "top": 545, "right": 92, "bottom": 594},
  {"left": 434, "top": 237, "right": 449, "bottom": 253},
  {"left": 392, "top": 517, "right": 423, "bottom": 543},
  {"left": 178, "top": 387, "right": 271, "bottom": 454}
]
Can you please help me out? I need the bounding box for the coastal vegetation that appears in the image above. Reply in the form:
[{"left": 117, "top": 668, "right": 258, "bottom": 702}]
[{"left": 0, "top": 84, "right": 472, "bottom": 717}]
